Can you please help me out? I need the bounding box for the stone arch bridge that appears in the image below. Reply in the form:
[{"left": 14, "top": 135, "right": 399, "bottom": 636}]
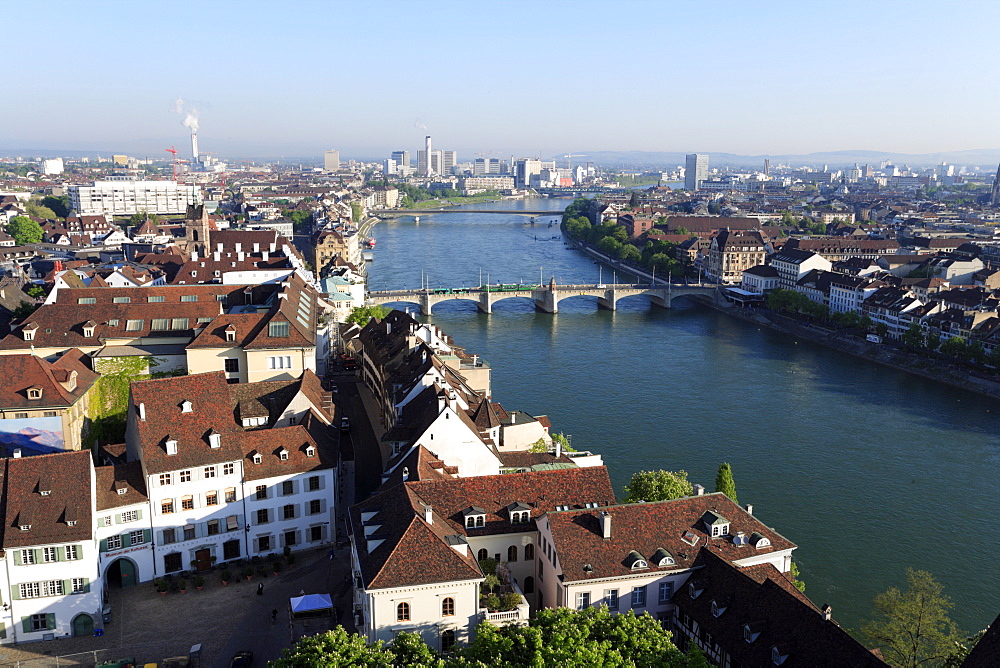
[{"left": 366, "top": 281, "right": 721, "bottom": 316}]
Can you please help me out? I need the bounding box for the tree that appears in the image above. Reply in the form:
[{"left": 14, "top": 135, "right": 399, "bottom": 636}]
[
  {"left": 347, "top": 305, "right": 389, "bottom": 326},
  {"left": 618, "top": 244, "right": 641, "bottom": 263},
  {"left": 902, "top": 324, "right": 923, "bottom": 350},
  {"left": 940, "top": 336, "right": 966, "bottom": 359},
  {"left": 862, "top": 569, "right": 962, "bottom": 668},
  {"left": 624, "top": 470, "right": 693, "bottom": 503},
  {"left": 351, "top": 203, "right": 364, "bottom": 222},
  {"left": 25, "top": 201, "right": 57, "bottom": 220},
  {"left": 789, "top": 561, "right": 805, "bottom": 593},
  {"left": 5, "top": 216, "right": 43, "bottom": 244},
  {"left": 596, "top": 236, "right": 621, "bottom": 256},
  {"left": 714, "top": 462, "right": 737, "bottom": 503},
  {"left": 41, "top": 195, "right": 70, "bottom": 218},
  {"left": 272, "top": 626, "right": 393, "bottom": 667},
  {"left": 128, "top": 211, "right": 160, "bottom": 227},
  {"left": 629, "top": 191, "right": 640, "bottom": 208}
]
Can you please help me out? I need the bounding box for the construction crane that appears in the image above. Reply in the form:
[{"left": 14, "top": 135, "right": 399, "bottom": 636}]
[
  {"left": 165, "top": 146, "right": 179, "bottom": 180},
  {"left": 562, "top": 153, "right": 587, "bottom": 168}
]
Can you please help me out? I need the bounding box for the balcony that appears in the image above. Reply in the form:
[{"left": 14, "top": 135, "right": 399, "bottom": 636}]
[{"left": 478, "top": 577, "right": 530, "bottom": 627}]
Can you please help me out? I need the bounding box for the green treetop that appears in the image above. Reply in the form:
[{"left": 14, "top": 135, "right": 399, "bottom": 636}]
[
  {"left": 624, "top": 470, "right": 693, "bottom": 503},
  {"left": 714, "top": 462, "right": 737, "bottom": 504},
  {"left": 347, "top": 304, "right": 389, "bottom": 326},
  {"left": 5, "top": 216, "right": 44, "bottom": 245}
]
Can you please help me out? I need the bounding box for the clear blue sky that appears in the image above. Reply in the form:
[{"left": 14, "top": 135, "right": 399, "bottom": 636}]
[{"left": 7, "top": 0, "right": 1000, "bottom": 160}]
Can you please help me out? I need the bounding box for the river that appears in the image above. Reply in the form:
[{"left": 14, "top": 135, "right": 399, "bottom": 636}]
[{"left": 366, "top": 198, "right": 1000, "bottom": 634}]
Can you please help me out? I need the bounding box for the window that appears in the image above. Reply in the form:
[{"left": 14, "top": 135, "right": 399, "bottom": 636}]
[
  {"left": 283, "top": 505, "right": 295, "bottom": 520},
  {"left": 284, "top": 530, "right": 296, "bottom": 546},
  {"left": 631, "top": 586, "right": 646, "bottom": 608},
  {"left": 257, "top": 509, "right": 269, "bottom": 524},
  {"left": 511, "top": 510, "right": 530, "bottom": 524},
  {"left": 129, "top": 530, "right": 145, "bottom": 545},
  {"left": 606, "top": 589, "right": 619, "bottom": 611},
  {"left": 524, "top": 544, "right": 534, "bottom": 560},
  {"left": 225, "top": 487, "right": 237, "bottom": 502},
  {"left": 71, "top": 577, "right": 87, "bottom": 594},
  {"left": 121, "top": 510, "right": 139, "bottom": 523},
  {"left": 181, "top": 295, "right": 197, "bottom": 302},
  {"left": 310, "top": 526, "right": 323, "bottom": 541},
  {"left": 576, "top": 592, "right": 591, "bottom": 609},
  {"left": 30, "top": 612, "right": 53, "bottom": 630},
  {"left": 441, "top": 629, "right": 456, "bottom": 653},
  {"left": 268, "top": 355, "right": 292, "bottom": 370},
  {"left": 507, "top": 545, "right": 518, "bottom": 562},
  {"left": 181, "top": 495, "right": 194, "bottom": 511},
  {"left": 107, "top": 319, "right": 119, "bottom": 327},
  {"left": 309, "top": 499, "right": 321, "bottom": 515},
  {"left": 268, "top": 321, "right": 290, "bottom": 337},
  {"left": 148, "top": 295, "right": 165, "bottom": 303},
  {"left": 282, "top": 480, "right": 294, "bottom": 496},
  {"left": 161, "top": 500, "right": 175, "bottom": 514},
  {"left": 223, "top": 463, "right": 235, "bottom": 475},
  {"left": 14, "top": 412, "right": 28, "bottom": 419},
  {"left": 179, "top": 470, "right": 192, "bottom": 483},
  {"left": 279, "top": 450, "right": 289, "bottom": 461},
  {"left": 125, "top": 319, "right": 143, "bottom": 331},
  {"left": 106, "top": 535, "right": 122, "bottom": 550},
  {"left": 204, "top": 466, "right": 216, "bottom": 478},
  {"left": 159, "top": 473, "right": 172, "bottom": 486},
  {"left": 162, "top": 528, "right": 176, "bottom": 544},
  {"left": 224, "top": 358, "right": 240, "bottom": 373},
  {"left": 442, "top": 597, "right": 455, "bottom": 616},
  {"left": 206, "top": 491, "right": 218, "bottom": 506},
  {"left": 308, "top": 476, "right": 320, "bottom": 491},
  {"left": 19, "top": 583, "right": 40, "bottom": 599},
  {"left": 42, "top": 547, "right": 57, "bottom": 563},
  {"left": 171, "top": 318, "right": 189, "bottom": 330},
  {"left": 226, "top": 515, "right": 239, "bottom": 532},
  {"left": 113, "top": 296, "right": 131, "bottom": 303},
  {"left": 711, "top": 523, "right": 729, "bottom": 538},
  {"left": 65, "top": 545, "right": 79, "bottom": 560},
  {"left": 523, "top": 576, "right": 534, "bottom": 594},
  {"left": 43, "top": 411, "right": 57, "bottom": 417},
  {"left": 78, "top": 297, "right": 96, "bottom": 304},
  {"left": 164, "top": 553, "right": 183, "bottom": 573},
  {"left": 257, "top": 536, "right": 271, "bottom": 552},
  {"left": 477, "top": 548, "right": 488, "bottom": 561},
  {"left": 256, "top": 485, "right": 268, "bottom": 500},
  {"left": 183, "top": 525, "right": 196, "bottom": 541},
  {"left": 397, "top": 602, "right": 410, "bottom": 622},
  {"left": 207, "top": 520, "right": 220, "bottom": 536},
  {"left": 224, "top": 540, "right": 241, "bottom": 560},
  {"left": 151, "top": 318, "right": 169, "bottom": 331},
  {"left": 659, "top": 582, "right": 674, "bottom": 604},
  {"left": 102, "top": 516, "right": 112, "bottom": 527}
]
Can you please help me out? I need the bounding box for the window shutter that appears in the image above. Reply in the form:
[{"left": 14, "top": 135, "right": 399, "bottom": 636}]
[
  {"left": 13, "top": 551, "right": 21, "bottom": 566},
  {"left": 45, "top": 613, "right": 54, "bottom": 630},
  {"left": 99, "top": 538, "right": 108, "bottom": 552},
  {"left": 122, "top": 533, "right": 131, "bottom": 548},
  {"left": 56, "top": 547, "right": 65, "bottom": 562},
  {"left": 63, "top": 579, "right": 73, "bottom": 596},
  {"left": 82, "top": 579, "right": 91, "bottom": 594},
  {"left": 11, "top": 587, "right": 19, "bottom": 601},
  {"left": 21, "top": 618, "right": 30, "bottom": 634},
  {"left": 136, "top": 508, "right": 143, "bottom": 520},
  {"left": 33, "top": 549, "right": 41, "bottom": 564},
  {"left": 0, "top": 622, "right": 7, "bottom": 639},
  {"left": 143, "top": 529, "right": 152, "bottom": 544}
]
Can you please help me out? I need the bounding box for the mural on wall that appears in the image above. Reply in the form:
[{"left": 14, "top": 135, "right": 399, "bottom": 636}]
[{"left": 0, "top": 417, "right": 65, "bottom": 456}]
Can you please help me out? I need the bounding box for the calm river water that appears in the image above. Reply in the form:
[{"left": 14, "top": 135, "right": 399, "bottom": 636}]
[{"left": 367, "top": 198, "right": 999, "bottom": 633}]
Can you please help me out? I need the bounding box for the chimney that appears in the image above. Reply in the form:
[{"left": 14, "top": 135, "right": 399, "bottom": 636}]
[
  {"left": 745, "top": 503, "right": 753, "bottom": 516},
  {"left": 191, "top": 131, "right": 199, "bottom": 162},
  {"left": 821, "top": 604, "right": 832, "bottom": 621},
  {"left": 693, "top": 484, "right": 705, "bottom": 496},
  {"left": 138, "top": 403, "right": 146, "bottom": 421},
  {"left": 12, "top": 449, "right": 22, "bottom": 458},
  {"left": 599, "top": 510, "right": 612, "bottom": 539},
  {"left": 554, "top": 433, "right": 561, "bottom": 458},
  {"left": 422, "top": 504, "right": 433, "bottom": 524}
]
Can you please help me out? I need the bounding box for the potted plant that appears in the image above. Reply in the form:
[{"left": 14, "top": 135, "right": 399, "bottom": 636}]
[
  {"left": 256, "top": 565, "right": 267, "bottom": 578},
  {"left": 483, "top": 593, "right": 500, "bottom": 612},
  {"left": 273, "top": 560, "right": 282, "bottom": 575},
  {"left": 190, "top": 559, "right": 199, "bottom": 571},
  {"left": 242, "top": 565, "right": 253, "bottom": 581},
  {"left": 193, "top": 575, "right": 205, "bottom": 590},
  {"left": 220, "top": 568, "right": 231, "bottom": 586},
  {"left": 178, "top": 578, "right": 187, "bottom": 594},
  {"left": 155, "top": 579, "right": 168, "bottom": 596},
  {"left": 283, "top": 545, "right": 292, "bottom": 559}
]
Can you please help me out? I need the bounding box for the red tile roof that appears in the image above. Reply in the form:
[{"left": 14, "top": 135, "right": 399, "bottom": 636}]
[{"left": 2, "top": 450, "right": 93, "bottom": 548}]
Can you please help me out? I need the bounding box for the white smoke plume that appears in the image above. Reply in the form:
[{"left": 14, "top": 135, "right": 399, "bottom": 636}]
[
  {"left": 413, "top": 118, "right": 428, "bottom": 130},
  {"left": 173, "top": 97, "right": 200, "bottom": 133}
]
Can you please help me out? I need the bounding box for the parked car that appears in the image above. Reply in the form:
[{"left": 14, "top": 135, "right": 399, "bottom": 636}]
[
  {"left": 340, "top": 417, "right": 351, "bottom": 432},
  {"left": 230, "top": 650, "right": 253, "bottom": 667}
]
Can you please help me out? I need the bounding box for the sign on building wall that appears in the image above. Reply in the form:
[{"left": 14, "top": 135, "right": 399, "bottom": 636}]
[{"left": 0, "top": 417, "right": 65, "bottom": 456}]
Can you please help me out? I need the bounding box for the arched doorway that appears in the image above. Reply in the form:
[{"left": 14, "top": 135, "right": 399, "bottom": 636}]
[
  {"left": 71, "top": 614, "right": 94, "bottom": 637},
  {"left": 106, "top": 558, "right": 138, "bottom": 589}
]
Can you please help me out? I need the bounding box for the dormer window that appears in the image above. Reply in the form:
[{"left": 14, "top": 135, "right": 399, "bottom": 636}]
[
  {"left": 506, "top": 501, "right": 531, "bottom": 525},
  {"left": 305, "top": 446, "right": 315, "bottom": 458},
  {"left": 22, "top": 323, "right": 37, "bottom": 341},
  {"left": 711, "top": 599, "right": 727, "bottom": 617},
  {"left": 751, "top": 532, "right": 771, "bottom": 549},
  {"left": 116, "top": 487, "right": 127, "bottom": 495},
  {"left": 67, "top": 520, "right": 77, "bottom": 527},
  {"left": 463, "top": 506, "right": 486, "bottom": 529},
  {"left": 701, "top": 510, "right": 730, "bottom": 538},
  {"left": 165, "top": 439, "right": 178, "bottom": 455},
  {"left": 40, "top": 490, "right": 51, "bottom": 497},
  {"left": 744, "top": 622, "right": 763, "bottom": 644},
  {"left": 225, "top": 326, "right": 236, "bottom": 342},
  {"left": 688, "top": 581, "right": 704, "bottom": 599},
  {"left": 27, "top": 387, "right": 43, "bottom": 400},
  {"left": 208, "top": 432, "right": 221, "bottom": 449},
  {"left": 181, "top": 400, "right": 193, "bottom": 414},
  {"left": 19, "top": 525, "right": 30, "bottom": 531},
  {"left": 82, "top": 320, "right": 97, "bottom": 337},
  {"left": 771, "top": 645, "right": 789, "bottom": 665},
  {"left": 252, "top": 453, "right": 262, "bottom": 465},
  {"left": 279, "top": 449, "right": 289, "bottom": 461},
  {"left": 625, "top": 551, "right": 648, "bottom": 570},
  {"left": 651, "top": 547, "right": 675, "bottom": 567}
]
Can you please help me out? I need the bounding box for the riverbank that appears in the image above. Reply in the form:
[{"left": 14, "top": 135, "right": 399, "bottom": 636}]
[{"left": 567, "top": 230, "right": 1000, "bottom": 403}]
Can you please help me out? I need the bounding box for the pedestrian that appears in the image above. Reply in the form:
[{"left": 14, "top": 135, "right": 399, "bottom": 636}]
[
  {"left": 271, "top": 608, "right": 278, "bottom": 624},
  {"left": 257, "top": 582, "right": 264, "bottom": 596},
  {"left": 328, "top": 548, "right": 336, "bottom": 560}
]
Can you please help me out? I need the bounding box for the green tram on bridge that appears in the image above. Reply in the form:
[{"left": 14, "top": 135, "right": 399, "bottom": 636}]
[{"left": 431, "top": 283, "right": 541, "bottom": 294}]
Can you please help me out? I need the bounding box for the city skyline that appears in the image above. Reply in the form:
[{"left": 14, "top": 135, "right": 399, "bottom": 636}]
[{"left": 7, "top": 1, "right": 1000, "bottom": 159}]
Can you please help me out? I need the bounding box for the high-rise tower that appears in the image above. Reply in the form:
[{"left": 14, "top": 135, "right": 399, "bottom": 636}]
[
  {"left": 991, "top": 163, "right": 1000, "bottom": 206},
  {"left": 685, "top": 154, "right": 708, "bottom": 190}
]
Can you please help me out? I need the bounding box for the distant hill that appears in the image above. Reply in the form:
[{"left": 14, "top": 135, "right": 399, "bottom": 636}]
[
  {"left": 0, "top": 426, "right": 64, "bottom": 455},
  {"left": 551, "top": 149, "right": 1000, "bottom": 170}
]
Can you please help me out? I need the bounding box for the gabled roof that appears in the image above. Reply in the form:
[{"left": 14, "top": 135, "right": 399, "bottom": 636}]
[
  {"left": 546, "top": 493, "right": 795, "bottom": 583},
  {"left": 95, "top": 461, "right": 148, "bottom": 510},
  {"left": 2, "top": 450, "right": 93, "bottom": 548},
  {"left": 0, "top": 350, "right": 98, "bottom": 410}
]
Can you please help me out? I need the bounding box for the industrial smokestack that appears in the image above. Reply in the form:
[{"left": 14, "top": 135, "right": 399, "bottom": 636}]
[
  {"left": 425, "top": 135, "right": 432, "bottom": 176},
  {"left": 191, "top": 132, "right": 199, "bottom": 163}
]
